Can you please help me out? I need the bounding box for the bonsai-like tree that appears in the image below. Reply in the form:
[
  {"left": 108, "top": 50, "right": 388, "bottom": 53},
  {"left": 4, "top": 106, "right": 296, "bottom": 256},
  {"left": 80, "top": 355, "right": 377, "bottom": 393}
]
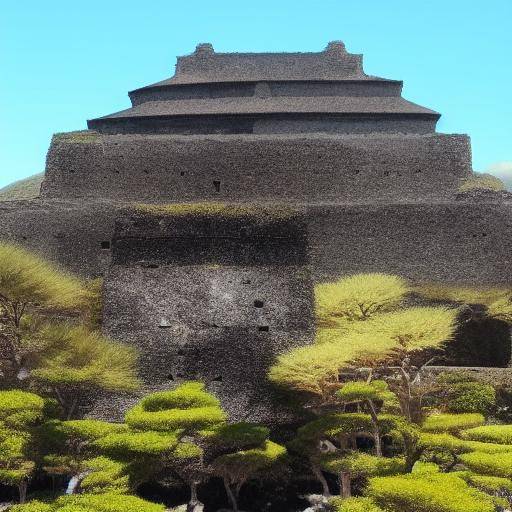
[
  {"left": 0, "top": 242, "right": 84, "bottom": 384},
  {"left": 97, "top": 381, "right": 226, "bottom": 512},
  {"left": 29, "top": 323, "right": 140, "bottom": 419},
  {"left": 210, "top": 435, "right": 287, "bottom": 512},
  {"left": 41, "top": 418, "right": 129, "bottom": 494},
  {"left": 0, "top": 390, "right": 45, "bottom": 503},
  {"left": 0, "top": 242, "right": 140, "bottom": 419}
]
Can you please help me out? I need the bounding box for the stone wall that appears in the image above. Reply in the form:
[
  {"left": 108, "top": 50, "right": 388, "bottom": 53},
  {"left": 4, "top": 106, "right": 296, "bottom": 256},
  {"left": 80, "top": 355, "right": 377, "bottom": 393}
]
[
  {"left": 1, "top": 199, "right": 511, "bottom": 285},
  {"left": 41, "top": 132, "right": 471, "bottom": 202},
  {"left": 96, "top": 209, "right": 313, "bottom": 423}
]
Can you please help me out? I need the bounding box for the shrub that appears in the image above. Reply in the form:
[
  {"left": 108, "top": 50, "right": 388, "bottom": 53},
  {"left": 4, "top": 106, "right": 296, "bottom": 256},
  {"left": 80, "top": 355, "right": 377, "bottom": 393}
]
[
  {"left": 422, "top": 413, "right": 485, "bottom": 433},
  {"left": 11, "top": 493, "right": 166, "bottom": 512},
  {"left": 329, "top": 496, "right": 384, "bottom": 512},
  {"left": 446, "top": 382, "right": 496, "bottom": 415},
  {"left": 460, "top": 451, "right": 512, "bottom": 478},
  {"left": 95, "top": 431, "right": 178, "bottom": 457},
  {"left": 420, "top": 432, "right": 512, "bottom": 454},
  {"left": 461, "top": 424, "right": 512, "bottom": 444},
  {"left": 125, "top": 382, "right": 226, "bottom": 432},
  {"left": 464, "top": 473, "right": 512, "bottom": 494},
  {"left": 315, "top": 273, "right": 409, "bottom": 324},
  {"left": 321, "top": 452, "right": 405, "bottom": 478},
  {"left": 368, "top": 472, "right": 497, "bottom": 512}
]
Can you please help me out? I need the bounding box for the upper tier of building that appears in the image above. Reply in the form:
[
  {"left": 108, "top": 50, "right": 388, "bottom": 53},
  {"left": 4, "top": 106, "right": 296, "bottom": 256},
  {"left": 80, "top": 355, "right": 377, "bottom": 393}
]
[{"left": 88, "top": 42, "right": 440, "bottom": 135}]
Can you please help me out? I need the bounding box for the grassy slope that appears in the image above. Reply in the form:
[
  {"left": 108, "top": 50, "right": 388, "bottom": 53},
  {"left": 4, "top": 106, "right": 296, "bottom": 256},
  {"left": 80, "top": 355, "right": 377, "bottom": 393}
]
[{"left": 0, "top": 173, "right": 44, "bottom": 201}]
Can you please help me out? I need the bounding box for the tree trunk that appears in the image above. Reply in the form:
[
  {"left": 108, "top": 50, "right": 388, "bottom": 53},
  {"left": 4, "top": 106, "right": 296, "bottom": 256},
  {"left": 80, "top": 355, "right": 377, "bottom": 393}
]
[
  {"left": 311, "top": 464, "right": 331, "bottom": 497},
  {"left": 340, "top": 472, "right": 351, "bottom": 498},
  {"left": 18, "top": 479, "right": 28, "bottom": 504},
  {"left": 224, "top": 478, "right": 239, "bottom": 512},
  {"left": 366, "top": 400, "right": 383, "bottom": 457},
  {"left": 187, "top": 481, "right": 204, "bottom": 512}
]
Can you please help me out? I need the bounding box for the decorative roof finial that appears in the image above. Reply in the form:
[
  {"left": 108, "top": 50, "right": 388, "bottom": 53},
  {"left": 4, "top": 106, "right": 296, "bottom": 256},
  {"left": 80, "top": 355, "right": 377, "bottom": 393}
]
[
  {"left": 195, "top": 43, "right": 215, "bottom": 55},
  {"left": 325, "top": 41, "right": 346, "bottom": 53}
]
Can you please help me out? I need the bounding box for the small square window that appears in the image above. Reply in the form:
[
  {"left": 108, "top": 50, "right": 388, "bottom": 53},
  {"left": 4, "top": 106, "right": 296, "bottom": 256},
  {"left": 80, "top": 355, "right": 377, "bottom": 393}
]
[
  {"left": 258, "top": 326, "right": 269, "bottom": 332},
  {"left": 100, "top": 241, "right": 111, "bottom": 250},
  {"left": 213, "top": 180, "right": 221, "bottom": 192},
  {"left": 254, "top": 300, "right": 264, "bottom": 308}
]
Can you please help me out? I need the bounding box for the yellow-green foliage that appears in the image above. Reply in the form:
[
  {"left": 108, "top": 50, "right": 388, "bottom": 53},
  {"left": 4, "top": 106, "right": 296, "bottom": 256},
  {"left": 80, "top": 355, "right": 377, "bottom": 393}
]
[
  {"left": 411, "top": 461, "right": 441, "bottom": 474},
  {"left": 336, "top": 380, "right": 387, "bottom": 403},
  {"left": 54, "top": 131, "right": 100, "bottom": 144},
  {"left": 420, "top": 432, "right": 512, "bottom": 454},
  {"left": 269, "top": 306, "right": 457, "bottom": 396},
  {"left": 125, "top": 382, "right": 226, "bottom": 433},
  {"left": 96, "top": 431, "right": 179, "bottom": 457},
  {"left": 321, "top": 451, "right": 405, "bottom": 478},
  {"left": 460, "top": 451, "right": 512, "bottom": 478},
  {"left": 0, "top": 390, "right": 45, "bottom": 428},
  {"left": 368, "top": 472, "right": 496, "bottom": 512},
  {"left": 208, "top": 422, "right": 270, "bottom": 450},
  {"left": 464, "top": 473, "right": 512, "bottom": 494},
  {"left": 445, "top": 381, "right": 496, "bottom": 415},
  {"left": 0, "top": 391, "right": 45, "bottom": 490},
  {"left": 57, "top": 420, "right": 128, "bottom": 441},
  {"left": 296, "top": 413, "right": 375, "bottom": 443},
  {"left": 80, "top": 456, "right": 130, "bottom": 494},
  {"left": 0, "top": 242, "right": 84, "bottom": 309},
  {"left": 11, "top": 493, "right": 166, "bottom": 512},
  {"left": 134, "top": 202, "right": 296, "bottom": 221},
  {"left": 461, "top": 424, "right": 512, "bottom": 444},
  {"left": 315, "top": 273, "right": 409, "bottom": 325},
  {"left": 211, "top": 440, "right": 286, "bottom": 480},
  {"left": 352, "top": 307, "right": 457, "bottom": 354},
  {"left": 458, "top": 173, "right": 506, "bottom": 193},
  {"left": 30, "top": 324, "right": 140, "bottom": 392},
  {"left": 414, "top": 283, "right": 512, "bottom": 323},
  {"left": 422, "top": 413, "right": 485, "bottom": 433},
  {"left": 329, "top": 496, "right": 384, "bottom": 512},
  {"left": 268, "top": 331, "right": 383, "bottom": 395}
]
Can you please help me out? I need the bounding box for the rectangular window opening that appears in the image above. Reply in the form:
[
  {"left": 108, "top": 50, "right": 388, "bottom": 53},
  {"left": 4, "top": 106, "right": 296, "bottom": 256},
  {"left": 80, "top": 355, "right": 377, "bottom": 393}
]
[
  {"left": 100, "top": 241, "right": 111, "bottom": 250},
  {"left": 213, "top": 180, "right": 221, "bottom": 193}
]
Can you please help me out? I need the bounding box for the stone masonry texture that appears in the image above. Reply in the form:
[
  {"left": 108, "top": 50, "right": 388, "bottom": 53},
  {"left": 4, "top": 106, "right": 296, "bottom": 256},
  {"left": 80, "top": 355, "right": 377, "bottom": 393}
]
[{"left": 1, "top": 42, "right": 511, "bottom": 423}]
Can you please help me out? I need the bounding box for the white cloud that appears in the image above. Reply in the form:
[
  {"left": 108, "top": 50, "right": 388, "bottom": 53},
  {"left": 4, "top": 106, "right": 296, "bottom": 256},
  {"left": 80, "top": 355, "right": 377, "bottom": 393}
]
[{"left": 483, "top": 161, "right": 512, "bottom": 191}]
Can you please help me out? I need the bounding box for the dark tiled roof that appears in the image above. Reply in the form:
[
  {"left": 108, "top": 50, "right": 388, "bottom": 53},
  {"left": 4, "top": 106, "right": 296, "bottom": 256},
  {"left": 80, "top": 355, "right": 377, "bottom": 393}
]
[{"left": 94, "top": 96, "right": 439, "bottom": 120}]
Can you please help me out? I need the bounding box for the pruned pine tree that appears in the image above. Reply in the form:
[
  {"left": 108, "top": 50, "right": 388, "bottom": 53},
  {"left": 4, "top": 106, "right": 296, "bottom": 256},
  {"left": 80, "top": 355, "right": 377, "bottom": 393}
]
[
  {"left": 41, "top": 418, "right": 129, "bottom": 494},
  {"left": 30, "top": 324, "right": 140, "bottom": 419},
  {"left": 270, "top": 273, "right": 458, "bottom": 423},
  {"left": 210, "top": 434, "right": 286, "bottom": 512},
  {"left": 0, "top": 390, "right": 45, "bottom": 503},
  {"left": 0, "top": 242, "right": 84, "bottom": 384},
  {"left": 97, "top": 381, "right": 226, "bottom": 512}
]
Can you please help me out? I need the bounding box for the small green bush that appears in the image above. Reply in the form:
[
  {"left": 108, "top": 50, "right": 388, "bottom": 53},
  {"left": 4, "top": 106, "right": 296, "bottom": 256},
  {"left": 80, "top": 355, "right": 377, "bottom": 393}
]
[
  {"left": 95, "top": 431, "right": 178, "bottom": 457},
  {"left": 446, "top": 382, "right": 496, "bottom": 415},
  {"left": 461, "top": 424, "right": 512, "bottom": 444},
  {"left": 464, "top": 473, "right": 512, "bottom": 494},
  {"left": 125, "top": 382, "right": 226, "bottom": 432},
  {"left": 10, "top": 493, "right": 165, "bottom": 512},
  {"left": 422, "top": 413, "right": 485, "bottom": 433},
  {"left": 329, "top": 496, "right": 384, "bottom": 512},
  {"left": 321, "top": 452, "right": 405, "bottom": 478},
  {"left": 460, "top": 450, "right": 512, "bottom": 478},
  {"left": 368, "top": 472, "right": 496, "bottom": 512}
]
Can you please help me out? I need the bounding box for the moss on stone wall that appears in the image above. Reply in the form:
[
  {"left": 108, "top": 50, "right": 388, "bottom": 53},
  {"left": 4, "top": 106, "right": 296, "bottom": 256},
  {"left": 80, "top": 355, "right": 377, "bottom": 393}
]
[
  {"left": 53, "top": 131, "right": 100, "bottom": 144},
  {"left": 133, "top": 202, "right": 299, "bottom": 222},
  {"left": 459, "top": 173, "right": 506, "bottom": 193}
]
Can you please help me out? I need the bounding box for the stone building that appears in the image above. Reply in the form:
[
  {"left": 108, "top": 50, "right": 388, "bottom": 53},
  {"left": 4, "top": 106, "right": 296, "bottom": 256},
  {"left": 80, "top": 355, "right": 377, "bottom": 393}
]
[{"left": 1, "top": 41, "right": 511, "bottom": 421}]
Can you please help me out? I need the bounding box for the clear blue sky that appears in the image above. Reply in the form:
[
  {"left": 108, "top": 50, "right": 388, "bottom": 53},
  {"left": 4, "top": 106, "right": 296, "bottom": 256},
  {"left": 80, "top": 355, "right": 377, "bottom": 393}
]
[{"left": 1, "top": 0, "right": 511, "bottom": 188}]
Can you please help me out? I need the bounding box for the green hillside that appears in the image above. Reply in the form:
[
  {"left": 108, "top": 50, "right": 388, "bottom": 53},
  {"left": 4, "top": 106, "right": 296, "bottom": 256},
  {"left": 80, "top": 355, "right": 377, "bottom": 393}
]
[{"left": 0, "top": 173, "right": 44, "bottom": 201}]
